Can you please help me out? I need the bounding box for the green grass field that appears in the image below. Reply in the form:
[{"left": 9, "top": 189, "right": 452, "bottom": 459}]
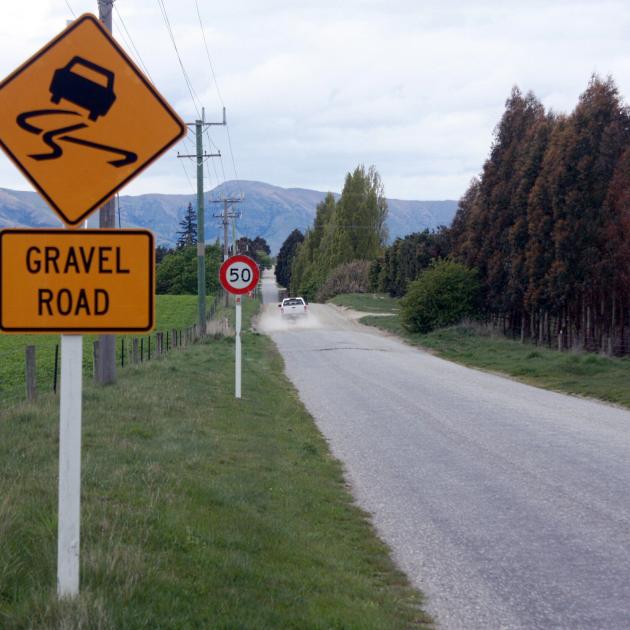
[
  {"left": 0, "top": 297, "right": 431, "bottom": 629},
  {"left": 0, "top": 295, "right": 207, "bottom": 404},
  {"left": 333, "top": 293, "right": 630, "bottom": 410}
]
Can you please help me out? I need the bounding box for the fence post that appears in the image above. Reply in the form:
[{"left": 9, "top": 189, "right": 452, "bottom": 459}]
[
  {"left": 132, "top": 338, "right": 139, "bottom": 364},
  {"left": 172, "top": 328, "right": 178, "bottom": 349},
  {"left": 25, "top": 345, "right": 36, "bottom": 402},
  {"left": 53, "top": 343, "right": 59, "bottom": 393},
  {"left": 140, "top": 338, "right": 144, "bottom": 362},
  {"left": 148, "top": 336, "right": 151, "bottom": 360},
  {"left": 166, "top": 331, "right": 170, "bottom": 352},
  {"left": 93, "top": 340, "right": 100, "bottom": 382},
  {"left": 156, "top": 332, "right": 163, "bottom": 356},
  {"left": 121, "top": 338, "right": 125, "bottom": 367}
]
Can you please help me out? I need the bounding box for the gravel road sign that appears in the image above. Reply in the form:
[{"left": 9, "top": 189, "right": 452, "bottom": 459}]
[{"left": 0, "top": 228, "right": 154, "bottom": 333}]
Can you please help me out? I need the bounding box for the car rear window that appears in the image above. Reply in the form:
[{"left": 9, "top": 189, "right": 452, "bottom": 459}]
[{"left": 284, "top": 298, "right": 304, "bottom": 305}]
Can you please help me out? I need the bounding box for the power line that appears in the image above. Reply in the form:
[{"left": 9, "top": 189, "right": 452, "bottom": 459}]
[
  {"left": 156, "top": 0, "right": 203, "bottom": 119},
  {"left": 111, "top": 2, "right": 196, "bottom": 197},
  {"left": 218, "top": 150, "right": 228, "bottom": 183},
  {"left": 63, "top": 0, "right": 76, "bottom": 18},
  {"left": 113, "top": 5, "right": 154, "bottom": 81},
  {"left": 203, "top": 128, "right": 222, "bottom": 186},
  {"left": 225, "top": 125, "right": 240, "bottom": 191},
  {"left": 194, "top": 0, "right": 241, "bottom": 196},
  {"left": 99, "top": 1, "right": 240, "bottom": 209},
  {"left": 194, "top": 0, "right": 224, "bottom": 106},
  {"left": 112, "top": 15, "right": 141, "bottom": 71},
  {"left": 179, "top": 156, "right": 196, "bottom": 193},
  {"left": 204, "top": 150, "right": 218, "bottom": 191},
  {"left": 155, "top": 0, "right": 230, "bottom": 205},
  {"left": 205, "top": 128, "right": 227, "bottom": 183}
]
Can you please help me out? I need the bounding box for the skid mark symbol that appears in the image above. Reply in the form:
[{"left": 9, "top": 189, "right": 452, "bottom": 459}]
[{"left": 16, "top": 109, "right": 137, "bottom": 167}]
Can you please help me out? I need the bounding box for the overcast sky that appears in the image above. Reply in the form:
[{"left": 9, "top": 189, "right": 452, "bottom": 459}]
[{"left": 2, "top": 0, "right": 630, "bottom": 201}]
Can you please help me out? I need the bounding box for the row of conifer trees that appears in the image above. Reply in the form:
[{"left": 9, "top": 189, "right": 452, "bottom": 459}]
[
  {"left": 371, "top": 76, "right": 630, "bottom": 353},
  {"left": 449, "top": 76, "right": 630, "bottom": 353}
]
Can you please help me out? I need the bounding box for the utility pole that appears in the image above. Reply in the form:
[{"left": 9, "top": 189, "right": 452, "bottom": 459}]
[
  {"left": 96, "top": 0, "right": 116, "bottom": 384},
  {"left": 211, "top": 196, "right": 242, "bottom": 306},
  {"left": 178, "top": 108, "right": 223, "bottom": 330}
]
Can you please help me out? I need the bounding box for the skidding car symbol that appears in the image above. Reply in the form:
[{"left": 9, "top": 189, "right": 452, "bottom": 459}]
[{"left": 49, "top": 56, "right": 116, "bottom": 121}]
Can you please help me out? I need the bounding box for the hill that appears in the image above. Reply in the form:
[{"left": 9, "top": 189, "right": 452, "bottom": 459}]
[{"left": 0, "top": 180, "right": 457, "bottom": 253}]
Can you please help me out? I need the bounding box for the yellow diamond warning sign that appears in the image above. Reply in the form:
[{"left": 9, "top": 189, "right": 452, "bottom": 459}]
[
  {"left": 0, "top": 14, "right": 186, "bottom": 227},
  {"left": 0, "top": 229, "right": 155, "bottom": 333}
]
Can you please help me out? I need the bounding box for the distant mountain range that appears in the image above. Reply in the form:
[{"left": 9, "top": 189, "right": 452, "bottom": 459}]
[{"left": 0, "top": 180, "right": 458, "bottom": 253}]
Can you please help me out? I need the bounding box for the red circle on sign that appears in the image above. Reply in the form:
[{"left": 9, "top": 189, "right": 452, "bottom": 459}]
[{"left": 219, "top": 255, "right": 260, "bottom": 295}]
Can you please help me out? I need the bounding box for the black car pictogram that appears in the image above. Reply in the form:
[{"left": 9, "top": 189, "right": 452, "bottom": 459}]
[{"left": 49, "top": 56, "right": 116, "bottom": 121}]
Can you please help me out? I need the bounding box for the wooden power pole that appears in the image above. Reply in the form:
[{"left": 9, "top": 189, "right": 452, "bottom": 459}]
[
  {"left": 96, "top": 0, "right": 116, "bottom": 385},
  {"left": 178, "top": 109, "right": 223, "bottom": 330},
  {"left": 211, "top": 196, "right": 242, "bottom": 306}
]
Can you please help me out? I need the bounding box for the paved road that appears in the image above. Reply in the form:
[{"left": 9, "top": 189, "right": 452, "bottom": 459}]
[{"left": 259, "top": 271, "right": 630, "bottom": 629}]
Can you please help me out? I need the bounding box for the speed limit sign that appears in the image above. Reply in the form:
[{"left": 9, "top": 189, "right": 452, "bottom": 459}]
[{"left": 219, "top": 255, "right": 260, "bottom": 295}]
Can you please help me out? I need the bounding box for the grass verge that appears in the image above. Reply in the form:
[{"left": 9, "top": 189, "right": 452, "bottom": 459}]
[
  {"left": 0, "top": 299, "right": 431, "bottom": 629},
  {"left": 0, "top": 295, "right": 207, "bottom": 404},
  {"left": 334, "top": 293, "right": 630, "bottom": 410}
]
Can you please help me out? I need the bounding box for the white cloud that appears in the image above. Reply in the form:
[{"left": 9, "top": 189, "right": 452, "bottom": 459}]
[{"left": 1, "top": 0, "right": 630, "bottom": 202}]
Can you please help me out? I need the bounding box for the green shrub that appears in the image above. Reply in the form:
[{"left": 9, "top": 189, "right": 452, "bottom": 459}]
[
  {"left": 400, "top": 260, "right": 480, "bottom": 333},
  {"left": 156, "top": 244, "right": 222, "bottom": 295}
]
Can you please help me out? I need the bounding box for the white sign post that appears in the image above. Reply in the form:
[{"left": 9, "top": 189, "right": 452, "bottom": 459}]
[
  {"left": 235, "top": 296, "right": 242, "bottom": 399},
  {"left": 219, "top": 255, "right": 260, "bottom": 399},
  {"left": 57, "top": 334, "right": 83, "bottom": 597}
]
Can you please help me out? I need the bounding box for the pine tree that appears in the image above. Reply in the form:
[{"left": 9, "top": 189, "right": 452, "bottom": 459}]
[
  {"left": 176, "top": 203, "right": 197, "bottom": 249},
  {"left": 450, "top": 177, "right": 481, "bottom": 265},
  {"left": 473, "top": 89, "right": 546, "bottom": 318},
  {"left": 503, "top": 109, "right": 554, "bottom": 339}
]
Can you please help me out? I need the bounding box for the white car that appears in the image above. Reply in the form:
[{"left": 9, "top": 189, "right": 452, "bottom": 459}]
[{"left": 279, "top": 297, "right": 308, "bottom": 318}]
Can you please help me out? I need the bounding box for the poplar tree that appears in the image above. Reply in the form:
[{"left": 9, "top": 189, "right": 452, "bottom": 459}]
[
  {"left": 275, "top": 229, "right": 304, "bottom": 289},
  {"left": 291, "top": 165, "right": 388, "bottom": 299},
  {"left": 290, "top": 193, "right": 336, "bottom": 298},
  {"left": 331, "top": 165, "right": 388, "bottom": 265}
]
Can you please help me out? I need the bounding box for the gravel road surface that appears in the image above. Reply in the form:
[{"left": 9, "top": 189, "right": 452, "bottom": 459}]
[{"left": 259, "top": 271, "right": 630, "bottom": 630}]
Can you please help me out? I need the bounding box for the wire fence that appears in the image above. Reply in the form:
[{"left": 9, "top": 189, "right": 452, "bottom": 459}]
[{"left": 0, "top": 293, "right": 231, "bottom": 407}]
